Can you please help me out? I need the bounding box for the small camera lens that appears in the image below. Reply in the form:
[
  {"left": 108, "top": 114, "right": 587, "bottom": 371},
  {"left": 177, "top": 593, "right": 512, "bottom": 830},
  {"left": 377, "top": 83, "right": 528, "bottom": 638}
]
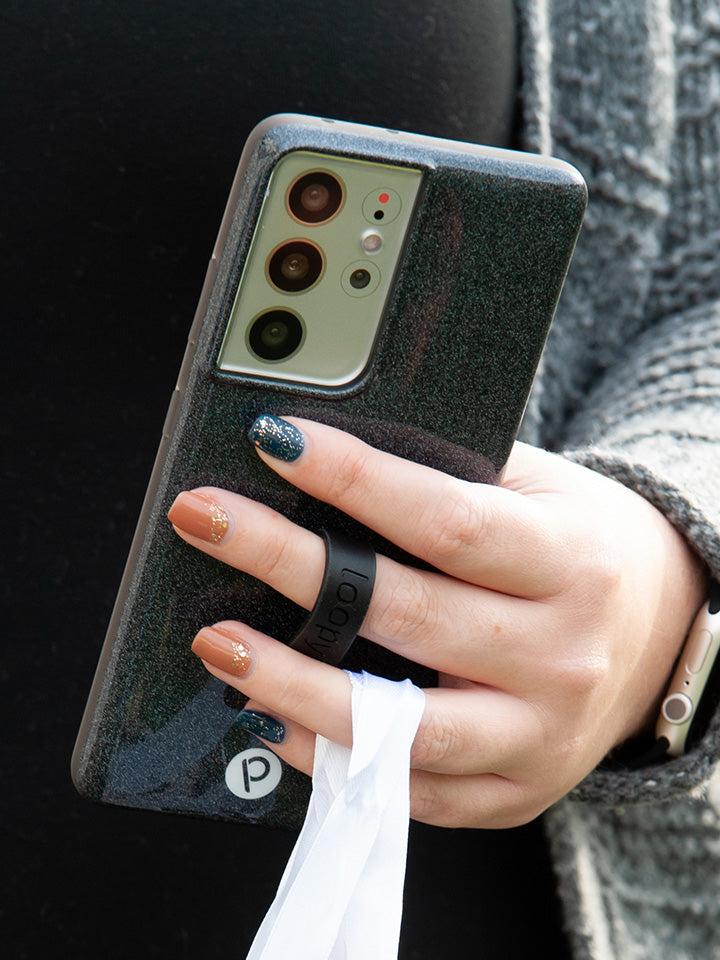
[
  {"left": 341, "top": 260, "right": 380, "bottom": 298},
  {"left": 248, "top": 309, "right": 303, "bottom": 361},
  {"left": 288, "top": 172, "right": 343, "bottom": 224},
  {"left": 268, "top": 241, "right": 323, "bottom": 292},
  {"left": 349, "top": 268, "right": 371, "bottom": 289}
]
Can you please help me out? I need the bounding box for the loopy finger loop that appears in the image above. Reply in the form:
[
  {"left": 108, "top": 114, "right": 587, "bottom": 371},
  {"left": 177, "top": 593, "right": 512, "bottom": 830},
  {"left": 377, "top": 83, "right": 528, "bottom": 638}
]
[{"left": 290, "top": 529, "right": 376, "bottom": 665}]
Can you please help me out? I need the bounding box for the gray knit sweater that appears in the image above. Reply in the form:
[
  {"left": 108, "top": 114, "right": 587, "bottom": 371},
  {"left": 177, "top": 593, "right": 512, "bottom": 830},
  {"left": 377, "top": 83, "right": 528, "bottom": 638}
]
[{"left": 515, "top": 0, "right": 720, "bottom": 956}]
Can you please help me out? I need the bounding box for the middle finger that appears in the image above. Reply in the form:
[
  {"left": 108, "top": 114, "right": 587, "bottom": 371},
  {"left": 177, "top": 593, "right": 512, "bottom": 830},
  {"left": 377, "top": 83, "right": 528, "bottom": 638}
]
[{"left": 169, "top": 486, "right": 544, "bottom": 685}]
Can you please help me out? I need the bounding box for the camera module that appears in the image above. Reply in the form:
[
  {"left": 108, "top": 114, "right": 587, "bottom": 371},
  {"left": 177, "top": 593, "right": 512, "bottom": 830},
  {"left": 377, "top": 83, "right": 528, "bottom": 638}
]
[
  {"left": 288, "top": 171, "right": 344, "bottom": 224},
  {"left": 247, "top": 309, "right": 304, "bottom": 361},
  {"left": 267, "top": 240, "right": 324, "bottom": 293}
]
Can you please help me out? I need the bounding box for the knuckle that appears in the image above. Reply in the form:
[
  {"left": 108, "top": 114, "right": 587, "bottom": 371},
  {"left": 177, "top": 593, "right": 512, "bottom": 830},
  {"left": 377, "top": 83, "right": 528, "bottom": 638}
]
[
  {"left": 586, "top": 539, "right": 624, "bottom": 597},
  {"left": 323, "top": 444, "right": 375, "bottom": 508},
  {"left": 566, "top": 525, "right": 624, "bottom": 598},
  {"left": 411, "top": 711, "right": 464, "bottom": 769},
  {"left": 373, "top": 571, "right": 439, "bottom": 646},
  {"left": 409, "top": 773, "right": 475, "bottom": 829},
  {"left": 251, "top": 522, "right": 295, "bottom": 584},
  {"left": 553, "top": 647, "right": 612, "bottom": 701},
  {"left": 546, "top": 541, "right": 622, "bottom": 701},
  {"left": 274, "top": 668, "right": 314, "bottom": 719},
  {"left": 420, "top": 484, "right": 490, "bottom": 562},
  {"left": 408, "top": 772, "right": 443, "bottom": 824}
]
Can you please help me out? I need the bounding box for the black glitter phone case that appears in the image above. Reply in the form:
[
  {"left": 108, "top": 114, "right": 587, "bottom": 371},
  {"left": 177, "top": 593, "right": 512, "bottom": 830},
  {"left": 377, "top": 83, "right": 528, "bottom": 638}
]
[{"left": 72, "top": 115, "right": 587, "bottom": 828}]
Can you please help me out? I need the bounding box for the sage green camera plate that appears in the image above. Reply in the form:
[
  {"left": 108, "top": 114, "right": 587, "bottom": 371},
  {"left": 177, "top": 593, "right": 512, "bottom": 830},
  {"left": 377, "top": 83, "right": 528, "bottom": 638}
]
[{"left": 217, "top": 151, "right": 422, "bottom": 386}]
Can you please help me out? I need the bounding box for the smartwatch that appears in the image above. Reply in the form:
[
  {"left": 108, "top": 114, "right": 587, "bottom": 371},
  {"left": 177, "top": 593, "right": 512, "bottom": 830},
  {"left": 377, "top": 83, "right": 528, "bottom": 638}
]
[{"left": 655, "top": 582, "right": 720, "bottom": 757}]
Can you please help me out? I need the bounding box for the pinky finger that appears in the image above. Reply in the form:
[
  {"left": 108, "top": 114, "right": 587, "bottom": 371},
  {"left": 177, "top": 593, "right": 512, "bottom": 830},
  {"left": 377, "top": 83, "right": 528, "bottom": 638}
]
[
  {"left": 236, "top": 704, "right": 542, "bottom": 830},
  {"left": 236, "top": 700, "right": 317, "bottom": 777},
  {"left": 409, "top": 769, "right": 542, "bottom": 830}
]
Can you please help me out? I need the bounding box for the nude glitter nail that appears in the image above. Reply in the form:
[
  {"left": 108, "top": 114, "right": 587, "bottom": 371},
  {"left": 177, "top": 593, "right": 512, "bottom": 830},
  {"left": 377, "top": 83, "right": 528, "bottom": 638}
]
[
  {"left": 168, "top": 492, "right": 230, "bottom": 543},
  {"left": 191, "top": 626, "right": 254, "bottom": 677}
]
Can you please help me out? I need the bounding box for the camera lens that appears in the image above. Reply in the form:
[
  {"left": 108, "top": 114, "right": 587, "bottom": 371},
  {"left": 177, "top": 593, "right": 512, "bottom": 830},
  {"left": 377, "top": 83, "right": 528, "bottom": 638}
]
[
  {"left": 349, "top": 268, "right": 371, "bottom": 289},
  {"left": 288, "top": 172, "right": 343, "bottom": 224},
  {"left": 248, "top": 309, "right": 304, "bottom": 361},
  {"left": 341, "top": 260, "right": 380, "bottom": 298},
  {"left": 267, "top": 240, "right": 324, "bottom": 292},
  {"left": 301, "top": 183, "right": 329, "bottom": 214}
]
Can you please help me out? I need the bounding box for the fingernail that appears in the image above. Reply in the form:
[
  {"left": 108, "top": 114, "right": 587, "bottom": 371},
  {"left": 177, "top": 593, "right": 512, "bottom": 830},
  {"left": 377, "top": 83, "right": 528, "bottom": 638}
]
[
  {"left": 234, "top": 710, "right": 286, "bottom": 744},
  {"left": 248, "top": 414, "right": 304, "bottom": 462},
  {"left": 168, "top": 492, "right": 230, "bottom": 543},
  {"left": 192, "top": 624, "right": 254, "bottom": 677}
]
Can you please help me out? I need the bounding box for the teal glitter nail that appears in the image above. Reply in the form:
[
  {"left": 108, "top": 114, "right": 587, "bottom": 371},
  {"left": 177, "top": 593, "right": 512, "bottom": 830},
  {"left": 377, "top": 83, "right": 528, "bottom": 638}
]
[
  {"left": 248, "top": 414, "right": 304, "bottom": 462},
  {"left": 234, "top": 709, "right": 286, "bottom": 744}
]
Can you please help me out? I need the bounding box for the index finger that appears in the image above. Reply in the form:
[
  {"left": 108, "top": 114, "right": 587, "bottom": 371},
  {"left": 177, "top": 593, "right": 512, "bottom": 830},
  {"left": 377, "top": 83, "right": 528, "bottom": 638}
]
[{"left": 248, "top": 415, "right": 565, "bottom": 598}]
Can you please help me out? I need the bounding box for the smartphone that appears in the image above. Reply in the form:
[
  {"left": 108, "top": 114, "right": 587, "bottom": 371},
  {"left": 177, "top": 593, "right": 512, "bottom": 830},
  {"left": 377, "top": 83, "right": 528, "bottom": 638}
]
[{"left": 72, "top": 114, "right": 587, "bottom": 828}]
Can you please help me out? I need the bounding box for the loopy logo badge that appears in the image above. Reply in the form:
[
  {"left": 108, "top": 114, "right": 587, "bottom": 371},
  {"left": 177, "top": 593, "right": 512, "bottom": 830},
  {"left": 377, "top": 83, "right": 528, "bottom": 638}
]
[{"left": 225, "top": 748, "right": 282, "bottom": 800}]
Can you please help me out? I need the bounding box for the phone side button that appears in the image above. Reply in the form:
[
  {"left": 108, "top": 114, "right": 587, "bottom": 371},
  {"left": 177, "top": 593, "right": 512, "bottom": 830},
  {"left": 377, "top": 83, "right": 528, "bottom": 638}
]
[{"left": 162, "top": 387, "right": 182, "bottom": 440}]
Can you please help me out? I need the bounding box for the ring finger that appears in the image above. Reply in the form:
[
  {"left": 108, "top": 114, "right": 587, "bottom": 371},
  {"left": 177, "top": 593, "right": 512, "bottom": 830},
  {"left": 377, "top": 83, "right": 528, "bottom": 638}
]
[{"left": 193, "top": 620, "right": 543, "bottom": 779}]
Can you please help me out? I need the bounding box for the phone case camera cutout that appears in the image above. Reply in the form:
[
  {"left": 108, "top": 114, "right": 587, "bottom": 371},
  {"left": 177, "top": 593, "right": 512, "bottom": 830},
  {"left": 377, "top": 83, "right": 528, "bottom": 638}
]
[{"left": 72, "top": 115, "right": 587, "bottom": 828}]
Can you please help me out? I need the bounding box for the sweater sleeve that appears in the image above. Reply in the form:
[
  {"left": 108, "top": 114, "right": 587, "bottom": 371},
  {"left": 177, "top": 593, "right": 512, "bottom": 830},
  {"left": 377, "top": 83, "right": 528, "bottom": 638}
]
[
  {"left": 514, "top": 0, "right": 720, "bottom": 806},
  {"left": 560, "top": 303, "right": 720, "bottom": 804}
]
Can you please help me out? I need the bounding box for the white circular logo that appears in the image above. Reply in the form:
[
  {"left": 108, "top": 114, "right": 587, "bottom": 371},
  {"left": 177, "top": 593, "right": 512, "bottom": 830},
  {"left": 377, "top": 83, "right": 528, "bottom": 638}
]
[{"left": 225, "top": 748, "right": 282, "bottom": 799}]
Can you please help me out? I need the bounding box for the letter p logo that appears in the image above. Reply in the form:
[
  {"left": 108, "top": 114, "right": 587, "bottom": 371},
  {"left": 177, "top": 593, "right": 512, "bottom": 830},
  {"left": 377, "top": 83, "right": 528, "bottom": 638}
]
[{"left": 225, "top": 748, "right": 283, "bottom": 799}]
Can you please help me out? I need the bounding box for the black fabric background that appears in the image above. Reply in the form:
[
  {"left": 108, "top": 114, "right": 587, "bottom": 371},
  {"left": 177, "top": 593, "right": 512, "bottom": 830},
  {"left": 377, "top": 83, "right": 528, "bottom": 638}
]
[{"left": 2, "top": 2, "right": 571, "bottom": 956}]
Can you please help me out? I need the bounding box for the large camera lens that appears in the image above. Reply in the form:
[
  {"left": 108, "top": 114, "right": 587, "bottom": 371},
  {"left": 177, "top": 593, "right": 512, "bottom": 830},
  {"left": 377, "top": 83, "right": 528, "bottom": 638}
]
[
  {"left": 288, "top": 172, "right": 343, "bottom": 224},
  {"left": 267, "top": 240, "right": 324, "bottom": 292},
  {"left": 248, "top": 309, "right": 304, "bottom": 361}
]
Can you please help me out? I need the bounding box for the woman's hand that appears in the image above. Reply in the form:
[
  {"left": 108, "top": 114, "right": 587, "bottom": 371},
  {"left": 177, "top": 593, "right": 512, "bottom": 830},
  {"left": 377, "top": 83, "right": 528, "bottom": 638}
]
[{"left": 168, "top": 415, "right": 707, "bottom": 828}]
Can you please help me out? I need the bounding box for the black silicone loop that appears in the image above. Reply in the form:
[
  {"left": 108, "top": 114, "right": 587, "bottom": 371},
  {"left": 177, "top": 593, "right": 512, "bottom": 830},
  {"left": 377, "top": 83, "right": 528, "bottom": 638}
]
[{"left": 290, "top": 530, "right": 376, "bottom": 665}]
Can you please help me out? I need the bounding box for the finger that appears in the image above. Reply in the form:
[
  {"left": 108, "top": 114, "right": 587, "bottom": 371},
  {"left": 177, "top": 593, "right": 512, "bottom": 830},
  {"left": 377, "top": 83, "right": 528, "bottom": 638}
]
[
  {"left": 170, "top": 488, "right": 547, "bottom": 683},
  {"left": 247, "top": 415, "right": 569, "bottom": 598},
  {"left": 193, "top": 621, "right": 354, "bottom": 747},
  {"left": 191, "top": 621, "right": 542, "bottom": 776},
  {"left": 410, "top": 686, "right": 543, "bottom": 776},
  {"left": 233, "top": 698, "right": 546, "bottom": 829},
  {"left": 409, "top": 769, "right": 549, "bottom": 829},
  {"left": 168, "top": 486, "right": 326, "bottom": 609},
  {"left": 236, "top": 699, "right": 317, "bottom": 777},
  {"left": 235, "top": 699, "right": 543, "bottom": 829},
  {"left": 239, "top": 687, "right": 543, "bottom": 780}
]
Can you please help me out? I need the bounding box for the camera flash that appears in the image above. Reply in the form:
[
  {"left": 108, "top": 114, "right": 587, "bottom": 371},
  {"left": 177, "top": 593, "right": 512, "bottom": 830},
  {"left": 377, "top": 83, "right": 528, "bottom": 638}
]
[{"left": 361, "top": 232, "right": 383, "bottom": 253}]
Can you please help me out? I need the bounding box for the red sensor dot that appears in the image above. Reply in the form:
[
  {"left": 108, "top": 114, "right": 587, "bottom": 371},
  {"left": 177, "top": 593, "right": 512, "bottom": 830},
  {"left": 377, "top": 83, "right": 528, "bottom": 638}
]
[{"left": 378, "top": 192, "right": 390, "bottom": 204}]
